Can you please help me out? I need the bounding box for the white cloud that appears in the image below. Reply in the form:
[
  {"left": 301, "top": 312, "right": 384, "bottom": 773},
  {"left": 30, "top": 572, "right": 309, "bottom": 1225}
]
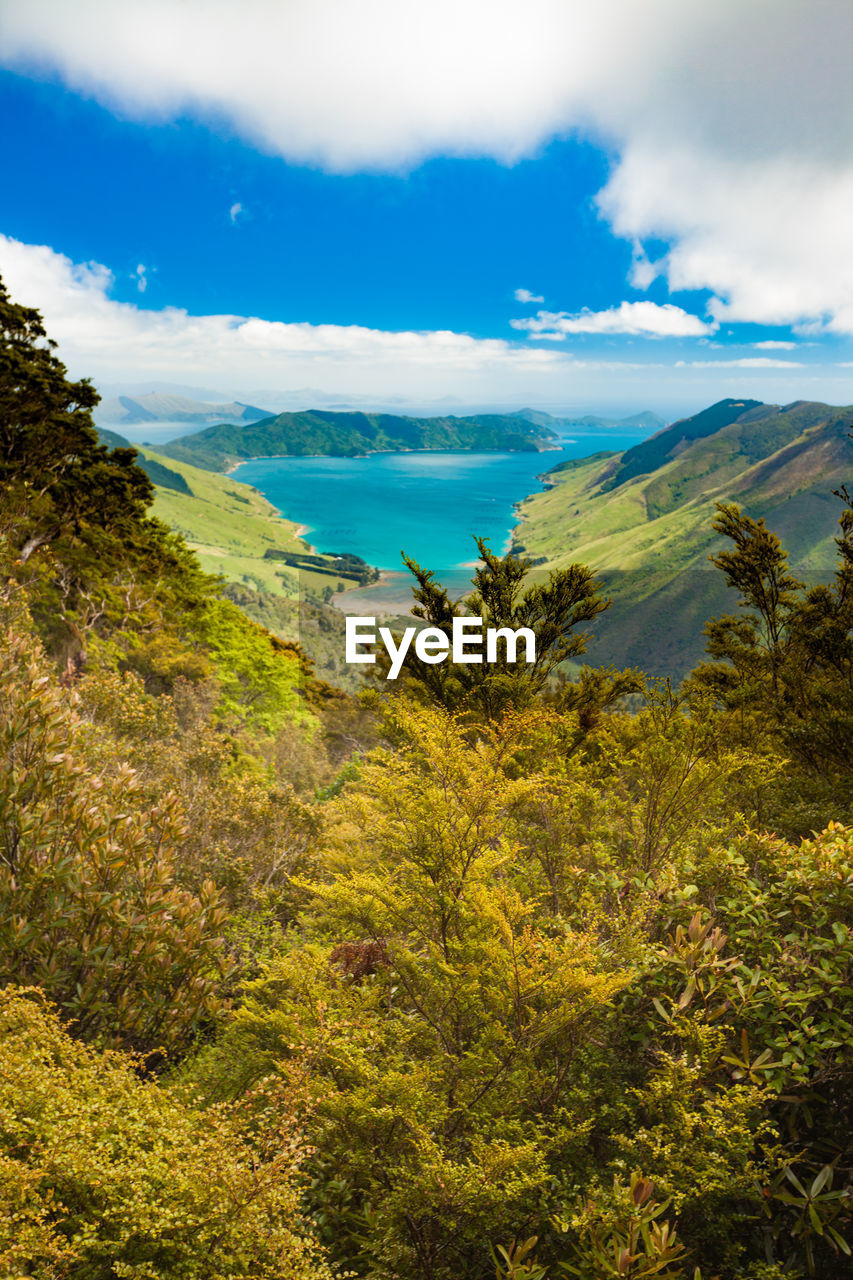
[
  {"left": 3, "top": 235, "right": 849, "bottom": 413},
  {"left": 512, "top": 301, "right": 713, "bottom": 339},
  {"left": 1, "top": 2, "right": 852, "bottom": 333},
  {"left": 229, "top": 202, "right": 243, "bottom": 224},
  {"left": 753, "top": 340, "right": 797, "bottom": 351},
  {"left": 0, "top": 234, "right": 569, "bottom": 398},
  {"left": 675, "top": 358, "right": 804, "bottom": 370},
  {"left": 514, "top": 288, "right": 544, "bottom": 304},
  {"left": 605, "top": 149, "right": 853, "bottom": 337},
  {"left": 133, "top": 263, "right": 147, "bottom": 293}
]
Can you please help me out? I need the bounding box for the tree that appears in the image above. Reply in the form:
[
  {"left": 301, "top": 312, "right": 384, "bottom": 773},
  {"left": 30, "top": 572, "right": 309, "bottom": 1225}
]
[
  {"left": 390, "top": 538, "right": 609, "bottom": 719},
  {"left": 0, "top": 275, "right": 152, "bottom": 563},
  {"left": 194, "top": 700, "right": 629, "bottom": 1279},
  {"left": 0, "top": 274, "right": 219, "bottom": 682},
  {"left": 692, "top": 495, "right": 853, "bottom": 815}
]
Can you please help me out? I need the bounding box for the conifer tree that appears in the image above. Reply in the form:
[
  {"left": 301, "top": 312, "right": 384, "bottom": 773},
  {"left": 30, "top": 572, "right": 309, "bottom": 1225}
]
[
  {"left": 395, "top": 537, "right": 609, "bottom": 718},
  {"left": 695, "top": 493, "right": 853, "bottom": 789}
]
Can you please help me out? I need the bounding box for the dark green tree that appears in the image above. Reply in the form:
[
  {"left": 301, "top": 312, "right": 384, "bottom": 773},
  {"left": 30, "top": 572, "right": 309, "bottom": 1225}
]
[
  {"left": 692, "top": 491, "right": 853, "bottom": 809},
  {"left": 0, "top": 274, "right": 215, "bottom": 674},
  {"left": 0, "top": 276, "right": 152, "bottom": 562},
  {"left": 391, "top": 537, "right": 609, "bottom": 718}
]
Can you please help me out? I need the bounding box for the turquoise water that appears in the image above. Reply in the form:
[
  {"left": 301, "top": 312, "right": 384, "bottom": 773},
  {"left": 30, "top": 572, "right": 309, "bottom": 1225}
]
[{"left": 234, "top": 431, "right": 649, "bottom": 602}]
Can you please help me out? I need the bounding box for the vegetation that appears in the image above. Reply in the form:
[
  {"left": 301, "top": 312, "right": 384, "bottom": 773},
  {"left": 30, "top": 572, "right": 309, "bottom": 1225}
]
[
  {"left": 159, "top": 408, "right": 558, "bottom": 472},
  {"left": 0, "top": 988, "right": 331, "bottom": 1279},
  {"left": 384, "top": 537, "right": 613, "bottom": 718},
  {"left": 2, "top": 275, "right": 852, "bottom": 1278}
]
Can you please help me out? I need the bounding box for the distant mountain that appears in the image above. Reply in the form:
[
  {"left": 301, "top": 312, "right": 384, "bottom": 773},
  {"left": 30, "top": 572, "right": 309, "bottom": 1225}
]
[
  {"left": 95, "top": 392, "right": 272, "bottom": 426},
  {"left": 158, "top": 409, "right": 559, "bottom": 472},
  {"left": 515, "top": 408, "right": 666, "bottom": 433},
  {"left": 513, "top": 399, "right": 853, "bottom": 676}
]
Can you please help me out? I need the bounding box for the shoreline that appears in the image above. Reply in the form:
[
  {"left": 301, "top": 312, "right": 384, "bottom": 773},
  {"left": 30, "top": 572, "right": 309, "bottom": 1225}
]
[
  {"left": 224, "top": 440, "right": 561, "bottom": 476},
  {"left": 293, "top": 523, "right": 316, "bottom": 553},
  {"left": 227, "top": 444, "right": 564, "bottom": 605}
]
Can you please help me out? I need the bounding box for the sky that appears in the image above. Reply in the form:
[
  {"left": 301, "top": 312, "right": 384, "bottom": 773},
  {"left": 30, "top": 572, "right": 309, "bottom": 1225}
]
[{"left": 1, "top": 0, "right": 852, "bottom": 418}]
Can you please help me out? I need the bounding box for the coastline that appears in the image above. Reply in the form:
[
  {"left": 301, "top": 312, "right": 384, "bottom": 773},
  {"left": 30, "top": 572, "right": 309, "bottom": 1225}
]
[
  {"left": 227, "top": 443, "right": 565, "bottom": 606},
  {"left": 224, "top": 440, "right": 561, "bottom": 476},
  {"left": 294, "top": 523, "right": 316, "bottom": 552}
]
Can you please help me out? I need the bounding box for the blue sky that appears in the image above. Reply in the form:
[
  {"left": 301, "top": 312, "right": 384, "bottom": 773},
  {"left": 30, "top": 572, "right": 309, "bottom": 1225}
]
[
  {"left": 0, "top": 71, "right": 627, "bottom": 332},
  {"left": 1, "top": 0, "right": 852, "bottom": 418}
]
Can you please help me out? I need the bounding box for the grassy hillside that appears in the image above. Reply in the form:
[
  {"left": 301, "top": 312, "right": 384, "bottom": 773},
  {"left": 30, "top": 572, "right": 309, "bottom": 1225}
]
[
  {"left": 514, "top": 399, "right": 853, "bottom": 675},
  {"left": 159, "top": 409, "right": 558, "bottom": 471},
  {"left": 139, "top": 448, "right": 368, "bottom": 687},
  {"left": 142, "top": 448, "right": 312, "bottom": 594}
]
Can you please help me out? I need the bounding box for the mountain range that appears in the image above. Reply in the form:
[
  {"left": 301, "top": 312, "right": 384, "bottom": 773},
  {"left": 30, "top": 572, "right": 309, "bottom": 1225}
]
[
  {"left": 513, "top": 398, "right": 853, "bottom": 676},
  {"left": 158, "top": 409, "right": 559, "bottom": 471},
  {"left": 95, "top": 392, "right": 271, "bottom": 426},
  {"left": 516, "top": 408, "right": 665, "bottom": 433}
]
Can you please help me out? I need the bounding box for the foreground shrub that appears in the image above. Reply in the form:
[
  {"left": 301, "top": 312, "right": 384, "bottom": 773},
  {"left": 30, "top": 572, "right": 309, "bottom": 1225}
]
[{"left": 0, "top": 987, "right": 331, "bottom": 1279}]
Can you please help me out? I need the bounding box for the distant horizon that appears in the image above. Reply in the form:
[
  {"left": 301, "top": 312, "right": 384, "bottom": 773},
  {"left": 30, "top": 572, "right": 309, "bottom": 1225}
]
[
  {"left": 92, "top": 382, "right": 853, "bottom": 436},
  {"left": 93, "top": 382, "right": 675, "bottom": 426}
]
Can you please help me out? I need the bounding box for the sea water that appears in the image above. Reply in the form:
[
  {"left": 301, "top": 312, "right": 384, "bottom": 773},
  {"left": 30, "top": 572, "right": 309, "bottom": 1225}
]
[{"left": 233, "top": 431, "right": 649, "bottom": 606}]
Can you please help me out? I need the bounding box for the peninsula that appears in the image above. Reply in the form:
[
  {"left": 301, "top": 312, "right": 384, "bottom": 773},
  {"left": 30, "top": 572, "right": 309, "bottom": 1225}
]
[{"left": 157, "top": 408, "right": 559, "bottom": 472}]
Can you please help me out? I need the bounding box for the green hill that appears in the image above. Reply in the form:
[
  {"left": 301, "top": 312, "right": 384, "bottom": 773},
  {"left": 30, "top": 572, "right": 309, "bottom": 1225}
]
[
  {"left": 513, "top": 399, "right": 853, "bottom": 676},
  {"left": 138, "top": 448, "right": 369, "bottom": 687},
  {"left": 96, "top": 428, "right": 192, "bottom": 494},
  {"left": 158, "top": 409, "right": 558, "bottom": 472},
  {"left": 140, "top": 448, "right": 372, "bottom": 598}
]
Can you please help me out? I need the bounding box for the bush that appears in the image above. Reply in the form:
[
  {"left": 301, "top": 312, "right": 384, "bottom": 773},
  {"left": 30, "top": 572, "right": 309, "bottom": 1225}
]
[
  {"left": 0, "top": 592, "right": 230, "bottom": 1055},
  {"left": 0, "top": 987, "right": 331, "bottom": 1279}
]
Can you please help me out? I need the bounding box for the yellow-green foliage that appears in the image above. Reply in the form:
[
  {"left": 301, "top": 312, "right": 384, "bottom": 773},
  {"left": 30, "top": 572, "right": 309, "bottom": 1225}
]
[
  {"left": 193, "top": 702, "right": 635, "bottom": 1276},
  {"left": 0, "top": 987, "right": 331, "bottom": 1280},
  {"left": 198, "top": 596, "right": 309, "bottom": 733},
  {"left": 185, "top": 701, "right": 853, "bottom": 1280},
  {"left": 76, "top": 664, "right": 321, "bottom": 919},
  {"left": 0, "top": 593, "right": 229, "bottom": 1054}
]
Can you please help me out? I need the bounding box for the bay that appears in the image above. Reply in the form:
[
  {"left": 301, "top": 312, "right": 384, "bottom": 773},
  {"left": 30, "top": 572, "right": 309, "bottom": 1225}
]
[{"left": 233, "top": 430, "right": 650, "bottom": 606}]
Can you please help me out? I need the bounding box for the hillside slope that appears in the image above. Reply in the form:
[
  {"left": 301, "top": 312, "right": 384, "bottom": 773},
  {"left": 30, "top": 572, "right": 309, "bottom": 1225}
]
[
  {"left": 139, "top": 449, "right": 366, "bottom": 686},
  {"left": 514, "top": 399, "right": 853, "bottom": 675},
  {"left": 159, "top": 409, "right": 558, "bottom": 471}
]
